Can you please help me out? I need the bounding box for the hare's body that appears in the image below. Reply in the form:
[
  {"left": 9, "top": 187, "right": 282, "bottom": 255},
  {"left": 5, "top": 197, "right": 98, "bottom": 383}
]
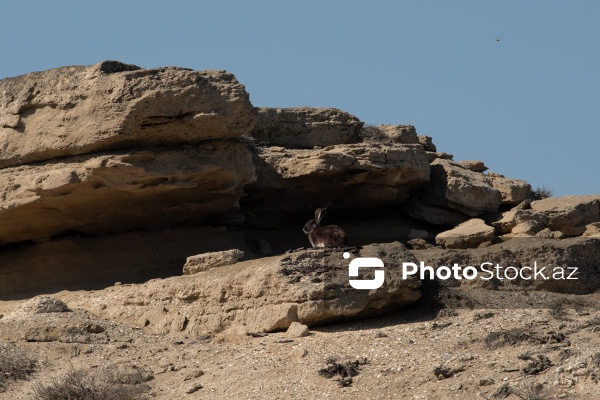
[{"left": 303, "top": 208, "right": 347, "bottom": 248}]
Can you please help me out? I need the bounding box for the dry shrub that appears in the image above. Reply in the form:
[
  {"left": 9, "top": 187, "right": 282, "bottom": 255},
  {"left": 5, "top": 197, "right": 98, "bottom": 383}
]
[
  {"left": 0, "top": 344, "right": 36, "bottom": 390},
  {"left": 34, "top": 368, "right": 149, "bottom": 400},
  {"left": 532, "top": 185, "right": 554, "bottom": 200},
  {"left": 518, "top": 354, "right": 553, "bottom": 375},
  {"left": 318, "top": 357, "right": 368, "bottom": 387}
]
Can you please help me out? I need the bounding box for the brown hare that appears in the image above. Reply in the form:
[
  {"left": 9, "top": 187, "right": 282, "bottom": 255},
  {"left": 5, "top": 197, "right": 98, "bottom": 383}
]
[{"left": 302, "top": 207, "right": 347, "bottom": 248}]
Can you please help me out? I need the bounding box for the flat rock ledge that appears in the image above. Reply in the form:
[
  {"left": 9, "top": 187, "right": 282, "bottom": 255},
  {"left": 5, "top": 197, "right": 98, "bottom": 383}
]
[{"left": 67, "top": 242, "right": 422, "bottom": 335}]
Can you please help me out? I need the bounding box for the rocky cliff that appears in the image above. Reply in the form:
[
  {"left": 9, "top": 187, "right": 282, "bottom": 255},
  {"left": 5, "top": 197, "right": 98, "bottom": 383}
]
[
  {"left": 0, "top": 61, "right": 599, "bottom": 302},
  {"left": 2, "top": 61, "right": 599, "bottom": 400}
]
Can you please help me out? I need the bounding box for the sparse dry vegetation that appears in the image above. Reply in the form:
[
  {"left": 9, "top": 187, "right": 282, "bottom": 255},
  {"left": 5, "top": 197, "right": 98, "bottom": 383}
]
[
  {"left": 318, "top": 357, "right": 368, "bottom": 387},
  {"left": 33, "top": 369, "right": 149, "bottom": 400},
  {"left": 532, "top": 185, "right": 554, "bottom": 200},
  {"left": 358, "top": 124, "right": 389, "bottom": 143},
  {"left": 518, "top": 353, "right": 553, "bottom": 375},
  {"left": 0, "top": 344, "right": 36, "bottom": 391}
]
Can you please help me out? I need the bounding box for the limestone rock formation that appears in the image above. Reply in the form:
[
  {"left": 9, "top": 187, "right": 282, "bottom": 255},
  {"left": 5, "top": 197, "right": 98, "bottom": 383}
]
[
  {"left": 422, "top": 159, "right": 502, "bottom": 216},
  {"left": 376, "top": 124, "right": 419, "bottom": 144},
  {"left": 487, "top": 175, "right": 533, "bottom": 205},
  {"left": 183, "top": 249, "right": 244, "bottom": 275},
  {"left": 411, "top": 237, "right": 600, "bottom": 295},
  {"left": 435, "top": 218, "right": 495, "bottom": 249},
  {"left": 243, "top": 142, "right": 430, "bottom": 227},
  {"left": 494, "top": 195, "right": 600, "bottom": 237},
  {"left": 582, "top": 222, "right": 600, "bottom": 237},
  {"left": 1, "top": 60, "right": 598, "bottom": 304},
  {"left": 65, "top": 243, "right": 422, "bottom": 334},
  {"left": 417, "top": 135, "right": 436, "bottom": 152},
  {"left": 0, "top": 143, "right": 255, "bottom": 244},
  {"left": 251, "top": 107, "right": 362, "bottom": 148},
  {"left": 457, "top": 160, "right": 488, "bottom": 173},
  {"left": 0, "top": 61, "right": 256, "bottom": 169}
]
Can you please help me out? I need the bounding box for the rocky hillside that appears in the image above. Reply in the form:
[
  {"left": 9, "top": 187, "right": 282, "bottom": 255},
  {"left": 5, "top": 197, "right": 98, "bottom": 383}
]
[
  {"left": 3, "top": 61, "right": 597, "bottom": 297},
  {"left": 0, "top": 61, "right": 599, "bottom": 399}
]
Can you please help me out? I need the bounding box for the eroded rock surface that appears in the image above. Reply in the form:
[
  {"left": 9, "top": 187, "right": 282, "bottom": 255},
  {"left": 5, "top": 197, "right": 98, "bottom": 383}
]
[
  {"left": 65, "top": 242, "right": 421, "bottom": 335},
  {"left": 244, "top": 143, "right": 430, "bottom": 227},
  {"left": 0, "top": 61, "right": 256, "bottom": 168},
  {"left": 0, "top": 143, "right": 255, "bottom": 243},
  {"left": 412, "top": 237, "right": 600, "bottom": 295},
  {"left": 436, "top": 218, "right": 495, "bottom": 249},
  {"left": 494, "top": 195, "right": 600, "bottom": 237},
  {"left": 183, "top": 249, "right": 245, "bottom": 275},
  {"left": 422, "top": 159, "right": 502, "bottom": 216},
  {"left": 251, "top": 107, "right": 362, "bottom": 148}
]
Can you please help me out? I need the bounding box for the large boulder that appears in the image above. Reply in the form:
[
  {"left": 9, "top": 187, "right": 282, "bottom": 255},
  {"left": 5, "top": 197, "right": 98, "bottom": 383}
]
[
  {"left": 183, "top": 249, "right": 245, "bottom": 275},
  {"left": 494, "top": 195, "right": 600, "bottom": 237},
  {"left": 0, "top": 143, "right": 255, "bottom": 244},
  {"left": 376, "top": 124, "right": 419, "bottom": 144},
  {"left": 0, "top": 61, "right": 256, "bottom": 168},
  {"left": 435, "top": 218, "right": 495, "bottom": 249},
  {"left": 244, "top": 143, "right": 430, "bottom": 227},
  {"left": 487, "top": 174, "right": 533, "bottom": 205},
  {"left": 411, "top": 237, "right": 600, "bottom": 295},
  {"left": 530, "top": 195, "right": 600, "bottom": 235},
  {"left": 422, "top": 159, "right": 503, "bottom": 216},
  {"left": 250, "top": 107, "right": 362, "bottom": 148},
  {"left": 63, "top": 243, "right": 422, "bottom": 334}
]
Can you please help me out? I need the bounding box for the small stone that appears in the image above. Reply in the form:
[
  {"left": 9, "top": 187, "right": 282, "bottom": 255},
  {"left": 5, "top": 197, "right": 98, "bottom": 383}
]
[
  {"left": 15, "top": 296, "right": 70, "bottom": 314},
  {"left": 565, "top": 379, "right": 575, "bottom": 387},
  {"left": 186, "top": 383, "right": 203, "bottom": 394},
  {"left": 183, "top": 370, "right": 204, "bottom": 381},
  {"left": 295, "top": 348, "right": 308, "bottom": 359},
  {"left": 286, "top": 322, "right": 310, "bottom": 338}
]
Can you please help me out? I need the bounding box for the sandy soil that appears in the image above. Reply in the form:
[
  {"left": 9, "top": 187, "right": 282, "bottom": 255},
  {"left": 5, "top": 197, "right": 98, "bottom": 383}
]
[{"left": 1, "top": 289, "right": 599, "bottom": 400}]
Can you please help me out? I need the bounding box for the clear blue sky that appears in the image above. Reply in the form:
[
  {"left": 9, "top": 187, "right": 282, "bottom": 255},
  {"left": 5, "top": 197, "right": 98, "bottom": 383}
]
[{"left": 2, "top": 1, "right": 598, "bottom": 196}]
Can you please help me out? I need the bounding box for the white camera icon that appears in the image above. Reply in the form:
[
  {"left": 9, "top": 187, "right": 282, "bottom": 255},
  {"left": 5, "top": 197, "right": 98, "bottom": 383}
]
[{"left": 344, "top": 252, "right": 385, "bottom": 290}]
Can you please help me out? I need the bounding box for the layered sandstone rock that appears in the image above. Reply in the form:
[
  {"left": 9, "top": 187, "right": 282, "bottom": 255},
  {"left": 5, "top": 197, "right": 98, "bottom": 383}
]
[
  {"left": 243, "top": 143, "right": 430, "bottom": 227},
  {"left": 494, "top": 195, "right": 600, "bottom": 237},
  {"left": 422, "top": 159, "right": 502, "bottom": 216},
  {"left": 2, "top": 60, "right": 598, "bottom": 303},
  {"left": 411, "top": 237, "right": 600, "bottom": 295},
  {"left": 435, "top": 218, "right": 495, "bottom": 249},
  {"left": 0, "top": 61, "right": 256, "bottom": 168},
  {"left": 487, "top": 175, "right": 533, "bottom": 205},
  {"left": 0, "top": 143, "right": 255, "bottom": 244},
  {"left": 183, "top": 249, "right": 245, "bottom": 275},
  {"left": 376, "top": 124, "right": 419, "bottom": 144},
  {"left": 251, "top": 107, "right": 362, "bottom": 148},
  {"left": 64, "top": 243, "right": 422, "bottom": 334}
]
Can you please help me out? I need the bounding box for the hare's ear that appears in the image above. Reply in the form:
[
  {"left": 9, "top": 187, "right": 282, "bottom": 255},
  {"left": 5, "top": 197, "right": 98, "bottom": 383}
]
[{"left": 316, "top": 207, "right": 327, "bottom": 222}]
